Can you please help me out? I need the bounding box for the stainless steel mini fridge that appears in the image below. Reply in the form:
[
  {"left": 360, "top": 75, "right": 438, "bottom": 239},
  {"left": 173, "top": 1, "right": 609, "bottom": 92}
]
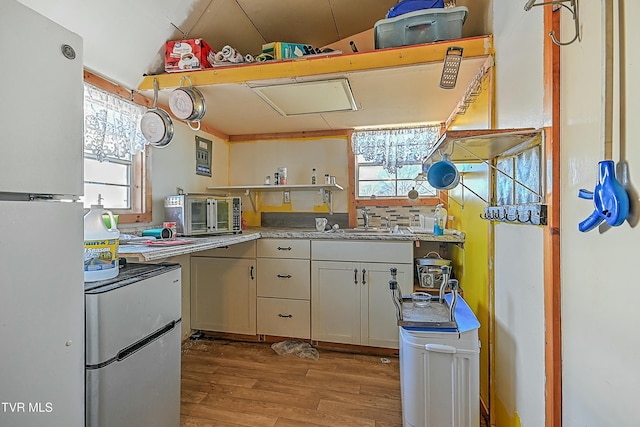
[{"left": 85, "top": 263, "right": 182, "bottom": 427}]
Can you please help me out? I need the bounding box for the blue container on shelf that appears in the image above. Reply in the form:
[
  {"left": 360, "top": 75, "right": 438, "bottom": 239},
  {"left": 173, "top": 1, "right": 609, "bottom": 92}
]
[
  {"left": 386, "top": 0, "right": 444, "bottom": 18},
  {"left": 375, "top": 6, "right": 468, "bottom": 49}
]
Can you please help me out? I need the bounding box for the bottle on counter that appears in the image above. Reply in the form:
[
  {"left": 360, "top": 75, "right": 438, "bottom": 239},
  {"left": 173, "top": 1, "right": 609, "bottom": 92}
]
[
  {"left": 84, "top": 195, "right": 120, "bottom": 282},
  {"left": 311, "top": 168, "right": 317, "bottom": 184},
  {"left": 433, "top": 203, "right": 447, "bottom": 236}
]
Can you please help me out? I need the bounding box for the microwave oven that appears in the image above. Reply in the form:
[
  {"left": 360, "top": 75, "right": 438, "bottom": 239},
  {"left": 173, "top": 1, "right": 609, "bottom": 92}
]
[{"left": 164, "top": 194, "right": 242, "bottom": 236}]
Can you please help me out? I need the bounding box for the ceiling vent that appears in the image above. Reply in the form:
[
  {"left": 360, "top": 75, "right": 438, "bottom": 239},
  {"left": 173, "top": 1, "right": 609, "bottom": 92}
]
[{"left": 251, "top": 78, "right": 357, "bottom": 116}]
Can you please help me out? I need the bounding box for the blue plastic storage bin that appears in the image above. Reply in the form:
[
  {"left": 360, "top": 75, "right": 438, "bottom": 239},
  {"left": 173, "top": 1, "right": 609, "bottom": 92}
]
[
  {"left": 386, "top": 0, "right": 445, "bottom": 18},
  {"left": 374, "top": 6, "right": 468, "bottom": 49}
]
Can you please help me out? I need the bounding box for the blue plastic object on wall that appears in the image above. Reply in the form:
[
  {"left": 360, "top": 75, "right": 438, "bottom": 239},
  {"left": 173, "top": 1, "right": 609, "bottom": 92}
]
[
  {"left": 578, "top": 160, "right": 630, "bottom": 232},
  {"left": 386, "top": 0, "right": 445, "bottom": 18}
]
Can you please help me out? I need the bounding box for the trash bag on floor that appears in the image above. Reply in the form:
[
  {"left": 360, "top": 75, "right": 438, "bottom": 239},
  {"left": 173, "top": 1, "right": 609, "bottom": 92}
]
[{"left": 271, "top": 340, "right": 319, "bottom": 361}]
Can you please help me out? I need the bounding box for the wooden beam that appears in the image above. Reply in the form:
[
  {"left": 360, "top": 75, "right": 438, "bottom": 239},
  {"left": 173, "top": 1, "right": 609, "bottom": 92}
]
[
  {"left": 543, "top": 6, "right": 562, "bottom": 427},
  {"left": 229, "top": 129, "right": 350, "bottom": 142}
]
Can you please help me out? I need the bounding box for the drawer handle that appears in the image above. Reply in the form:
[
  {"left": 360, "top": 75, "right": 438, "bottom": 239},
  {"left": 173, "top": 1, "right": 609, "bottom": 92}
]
[
  {"left": 277, "top": 274, "right": 292, "bottom": 279},
  {"left": 278, "top": 314, "right": 293, "bottom": 318},
  {"left": 277, "top": 246, "right": 292, "bottom": 251}
]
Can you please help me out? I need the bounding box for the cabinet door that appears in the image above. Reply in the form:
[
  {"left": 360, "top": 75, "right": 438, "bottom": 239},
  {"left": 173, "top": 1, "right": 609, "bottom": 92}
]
[
  {"left": 361, "top": 262, "right": 413, "bottom": 348},
  {"left": 311, "top": 261, "right": 361, "bottom": 344},
  {"left": 191, "top": 257, "right": 256, "bottom": 335}
]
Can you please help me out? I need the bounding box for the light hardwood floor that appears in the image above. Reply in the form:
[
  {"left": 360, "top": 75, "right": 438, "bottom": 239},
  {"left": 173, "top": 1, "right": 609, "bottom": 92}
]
[
  {"left": 180, "top": 339, "right": 402, "bottom": 426},
  {"left": 180, "top": 339, "right": 487, "bottom": 427}
]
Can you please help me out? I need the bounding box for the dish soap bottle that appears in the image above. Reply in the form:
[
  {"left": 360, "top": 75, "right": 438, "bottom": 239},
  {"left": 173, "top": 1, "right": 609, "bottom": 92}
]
[
  {"left": 311, "top": 168, "right": 317, "bottom": 184},
  {"left": 433, "top": 203, "right": 447, "bottom": 236},
  {"left": 84, "top": 195, "right": 120, "bottom": 282}
]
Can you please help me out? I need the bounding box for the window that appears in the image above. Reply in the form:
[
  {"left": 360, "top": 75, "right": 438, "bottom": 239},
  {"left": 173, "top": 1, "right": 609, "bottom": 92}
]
[
  {"left": 356, "top": 155, "right": 436, "bottom": 198},
  {"left": 82, "top": 75, "right": 152, "bottom": 223},
  {"left": 352, "top": 126, "right": 441, "bottom": 200},
  {"left": 495, "top": 144, "right": 543, "bottom": 205}
]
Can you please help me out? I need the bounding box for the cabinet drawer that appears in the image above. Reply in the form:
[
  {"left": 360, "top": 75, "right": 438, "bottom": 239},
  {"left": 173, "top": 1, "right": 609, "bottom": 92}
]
[
  {"left": 257, "top": 298, "right": 310, "bottom": 339},
  {"left": 195, "top": 240, "right": 256, "bottom": 259},
  {"left": 311, "top": 240, "right": 412, "bottom": 263},
  {"left": 257, "top": 259, "right": 310, "bottom": 299},
  {"left": 257, "top": 239, "right": 310, "bottom": 259}
]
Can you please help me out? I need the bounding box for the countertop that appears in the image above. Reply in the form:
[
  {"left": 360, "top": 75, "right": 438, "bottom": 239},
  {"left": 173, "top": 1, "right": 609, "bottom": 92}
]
[{"left": 118, "top": 227, "right": 465, "bottom": 262}]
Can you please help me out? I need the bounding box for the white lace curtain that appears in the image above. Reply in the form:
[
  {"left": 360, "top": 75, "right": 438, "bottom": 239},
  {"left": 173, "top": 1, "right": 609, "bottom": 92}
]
[
  {"left": 83, "top": 83, "right": 147, "bottom": 162},
  {"left": 351, "top": 125, "right": 442, "bottom": 174}
]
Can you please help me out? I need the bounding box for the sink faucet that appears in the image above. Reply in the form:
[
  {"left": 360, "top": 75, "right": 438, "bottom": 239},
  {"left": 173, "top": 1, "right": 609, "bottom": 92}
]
[{"left": 361, "top": 208, "right": 370, "bottom": 229}]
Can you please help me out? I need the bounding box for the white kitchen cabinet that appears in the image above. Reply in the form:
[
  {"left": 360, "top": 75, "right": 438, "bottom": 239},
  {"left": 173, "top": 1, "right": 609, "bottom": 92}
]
[
  {"left": 311, "top": 240, "right": 413, "bottom": 348},
  {"left": 190, "top": 241, "right": 256, "bottom": 335},
  {"left": 257, "top": 239, "right": 311, "bottom": 339}
]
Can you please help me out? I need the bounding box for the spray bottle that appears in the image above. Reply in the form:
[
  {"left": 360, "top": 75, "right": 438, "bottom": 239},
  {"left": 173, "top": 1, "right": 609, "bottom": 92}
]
[{"left": 433, "top": 203, "right": 447, "bottom": 236}]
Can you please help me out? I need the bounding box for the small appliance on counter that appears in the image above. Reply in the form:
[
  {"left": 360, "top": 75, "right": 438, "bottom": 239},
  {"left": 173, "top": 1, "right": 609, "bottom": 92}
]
[{"left": 164, "top": 193, "right": 241, "bottom": 236}]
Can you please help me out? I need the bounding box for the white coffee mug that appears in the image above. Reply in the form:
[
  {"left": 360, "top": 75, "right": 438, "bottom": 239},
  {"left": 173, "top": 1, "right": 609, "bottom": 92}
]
[{"left": 315, "top": 218, "right": 328, "bottom": 232}]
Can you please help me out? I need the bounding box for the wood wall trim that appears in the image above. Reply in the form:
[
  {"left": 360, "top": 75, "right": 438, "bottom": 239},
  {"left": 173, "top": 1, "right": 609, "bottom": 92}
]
[
  {"left": 543, "top": 7, "right": 562, "bottom": 427},
  {"left": 84, "top": 70, "right": 153, "bottom": 108},
  {"left": 348, "top": 133, "right": 357, "bottom": 227},
  {"left": 229, "top": 129, "right": 351, "bottom": 142}
]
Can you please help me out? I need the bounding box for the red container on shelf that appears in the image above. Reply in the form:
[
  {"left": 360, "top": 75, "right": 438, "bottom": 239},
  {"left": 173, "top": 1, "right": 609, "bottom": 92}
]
[{"left": 165, "top": 38, "right": 214, "bottom": 73}]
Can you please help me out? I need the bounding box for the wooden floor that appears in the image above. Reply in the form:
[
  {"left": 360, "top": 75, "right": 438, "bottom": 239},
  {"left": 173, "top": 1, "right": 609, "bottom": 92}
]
[{"left": 180, "top": 339, "right": 487, "bottom": 427}]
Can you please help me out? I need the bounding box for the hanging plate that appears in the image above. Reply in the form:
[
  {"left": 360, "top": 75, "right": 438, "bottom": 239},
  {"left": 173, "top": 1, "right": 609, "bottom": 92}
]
[
  {"left": 168, "top": 89, "right": 196, "bottom": 120},
  {"left": 140, "top": 109, "right": 173, "bottom": 147}
]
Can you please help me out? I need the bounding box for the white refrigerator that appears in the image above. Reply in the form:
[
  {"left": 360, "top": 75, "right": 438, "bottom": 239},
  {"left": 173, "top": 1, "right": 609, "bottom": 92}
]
[{"left": 0, "top": 1, "right": 85, "bottom": 426}]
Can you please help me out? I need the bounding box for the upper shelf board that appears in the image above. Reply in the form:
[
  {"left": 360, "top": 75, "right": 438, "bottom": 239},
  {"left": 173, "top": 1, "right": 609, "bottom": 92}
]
[
  {"left": 207, "top": 184, "right": 344, "bottom": 192},
  {"left": 426, "top": 129, "right": 543, "bottom": 163},
  {"left": 137, "top": 36, "right": 494, "bottom": 137}
]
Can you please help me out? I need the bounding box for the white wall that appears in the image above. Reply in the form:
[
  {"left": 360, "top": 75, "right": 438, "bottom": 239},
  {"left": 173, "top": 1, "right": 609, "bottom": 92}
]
[
  {"left": 492, "top": 1, "right": 546, "bottom": 425},
  {"left": 229, "top": 137, "right": 350, "bottom": 214},
  {"left": 148, "top": 122, "right": 229, "bottom": 224},
  {"left": 561, "top": 1, "right": 640, "bottom": 425}
]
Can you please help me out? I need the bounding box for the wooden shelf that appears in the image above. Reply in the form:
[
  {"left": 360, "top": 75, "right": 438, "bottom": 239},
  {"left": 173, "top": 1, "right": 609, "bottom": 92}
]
[
  {"left": 207, "top": 183, "right": 343, "bottom": 192},
  {"left": 207, "top": 183, "right": 343, "bottom": 214},
  {"left": 138, "top": 36, "right": 494, "bottom": 90}
]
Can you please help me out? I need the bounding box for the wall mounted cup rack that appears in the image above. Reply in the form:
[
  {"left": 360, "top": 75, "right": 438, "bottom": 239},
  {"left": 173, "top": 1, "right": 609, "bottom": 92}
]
[{"left": 416, "top": 129, "right": 547, "bottom": 226}]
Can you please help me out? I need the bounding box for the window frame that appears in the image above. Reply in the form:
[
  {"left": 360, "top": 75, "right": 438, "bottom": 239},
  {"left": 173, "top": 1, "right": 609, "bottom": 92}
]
[
  {"left": 347, "top": 133, "right": 442, "bottom": 225},
  {"left": 354, "top": 155, "right": 437, "bottom": 200},
  {"left": 83, "top": 71, "right": 153, "bottom": 224}
]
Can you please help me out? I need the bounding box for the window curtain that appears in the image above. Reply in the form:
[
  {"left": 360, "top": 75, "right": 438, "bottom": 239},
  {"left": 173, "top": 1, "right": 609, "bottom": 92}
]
[
  {"left": 83, "top": 83, "right": 147, "bottom": 162},
  {"left": 351, "top": 125, "right": 442, "bottom": 174}
]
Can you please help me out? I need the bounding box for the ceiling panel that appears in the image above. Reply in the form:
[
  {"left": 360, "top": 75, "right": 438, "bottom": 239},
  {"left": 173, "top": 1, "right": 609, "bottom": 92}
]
[
  {"left": 236, "top": 0, "right": 339, "bottom": 48},
  {"left": 329, "top": 0, "right": 397, "bottom": 40},
  {"left": 153, "top": 82, "right": 335, "bottom": 135},
  {"left": 188, "top": 0, "right": 267, "bottom": 56}
]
